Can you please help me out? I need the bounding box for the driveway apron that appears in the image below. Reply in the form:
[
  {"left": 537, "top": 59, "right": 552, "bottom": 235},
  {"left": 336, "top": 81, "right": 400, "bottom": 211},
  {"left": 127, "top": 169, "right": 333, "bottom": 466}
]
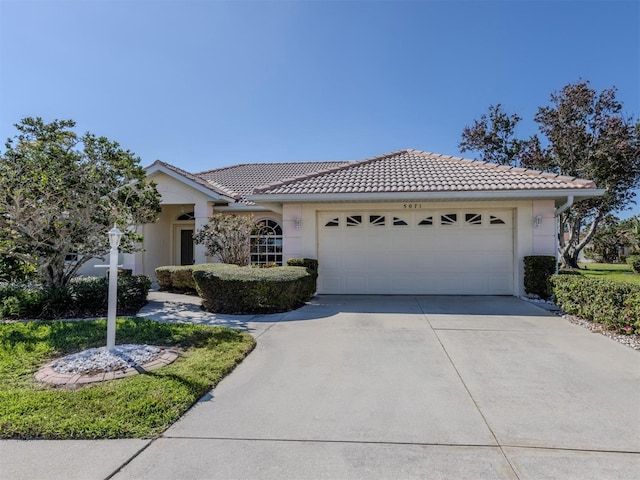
[{"left": 114, "top": 295, "right": 640, "bottom": 480}]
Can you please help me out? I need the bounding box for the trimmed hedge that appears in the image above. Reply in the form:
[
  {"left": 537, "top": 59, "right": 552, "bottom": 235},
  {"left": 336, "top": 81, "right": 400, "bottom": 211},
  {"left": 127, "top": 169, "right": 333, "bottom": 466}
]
[
  {"left": 0, "top": 275, "right": 151, "bottom": 320},
  {"left": 286, "top": 258, "right": 319, "bottom": 272},
  {"left": 523, "top": 255, "right": 556, "bottom": 299},
  {"left": 627, "top": 255, "right": 640, "bottom": 274},
  {"left": 550, "top": 274, "right": 640, "bottom": 334},
  {"left": 155, "top": 265, "right": 224, "bottom": 293},
  {"left": 192, "top": 264, "right": 316, "bottom": 314},
  {"left": 155, "top": 266, "right": 198, "bottom": 292}
]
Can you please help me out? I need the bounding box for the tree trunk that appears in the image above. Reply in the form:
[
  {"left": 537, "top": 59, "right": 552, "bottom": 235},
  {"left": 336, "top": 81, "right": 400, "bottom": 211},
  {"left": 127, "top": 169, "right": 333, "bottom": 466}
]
[{"left": 558, "top": 210, "right": 603, "bottom": 269}]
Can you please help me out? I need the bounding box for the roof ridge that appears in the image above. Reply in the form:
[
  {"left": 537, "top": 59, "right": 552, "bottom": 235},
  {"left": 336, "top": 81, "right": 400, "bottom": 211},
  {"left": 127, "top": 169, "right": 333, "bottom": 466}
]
[
  {"left": 253, "top": 149, "right": 414, "bottom": 194},
  {"left": 194, "top": 160, "right": 351, "bottom": 176}
]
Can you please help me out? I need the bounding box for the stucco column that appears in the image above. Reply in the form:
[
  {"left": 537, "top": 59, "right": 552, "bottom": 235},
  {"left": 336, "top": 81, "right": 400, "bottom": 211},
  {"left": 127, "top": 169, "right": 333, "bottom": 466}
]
[{"left": 193, "top": 201, "right": 211, "bottom": 264}]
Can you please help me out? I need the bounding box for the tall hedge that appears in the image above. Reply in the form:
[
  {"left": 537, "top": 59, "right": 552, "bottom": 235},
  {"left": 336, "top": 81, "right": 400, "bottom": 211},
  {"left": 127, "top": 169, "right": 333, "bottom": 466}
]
[
  {"left": 550, "top": 275, "right": 640, "bottom": 334},
  {"left": 192, "top": 264, "right": 316, "bottom": 314},
  {"left": 523, "top": 255, "right": 556, "bottom": 299},
  {"left": 627, "top": 255, "right": 640, "bottom": 274}
]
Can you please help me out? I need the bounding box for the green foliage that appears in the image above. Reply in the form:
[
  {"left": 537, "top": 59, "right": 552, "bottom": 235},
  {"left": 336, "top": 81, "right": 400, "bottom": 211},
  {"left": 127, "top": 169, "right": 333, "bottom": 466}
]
[
  {"left": 459, "top": 104, "right": 526, "bottom": 165},
  {"left": 0, "top": 319, "right": 255, "bottom": 439},
  {"left": 0, "top": 255, "right": 38, "bottom": 283},
  {"left": 286, "top": 258, "right": 319, "bottom": 272},
  {"left": 155, "top": 265, "right": 205, "bottom": 293},
  {"left": 0, "top": 275, "right": 151, "bottom": 319},
  {"left": 627, "top": 255, "right": 640, "bottom": 274},
  {"left": 460, "top": 81, "right": 640, "bottom": 268},
  {"left": 155, "top": 267, "right": 173, "bottom": 290},
  {"left": 550, "top": 275, "right": 640, "bottom": 334},
  {"left": 193, "top": 213, "right": 257, "bottom": 266},
  {"left": 0, "top": 117, "right": 161, "bottom": 288},
  {"left": 583, "top": 215, "right": 631, "bottom": 263},
  {"left": 523, "top": 255, "right": 556, "bottom": 299},
  {"left": 192, "top": 264, "right": 316, "bottom": 314}
]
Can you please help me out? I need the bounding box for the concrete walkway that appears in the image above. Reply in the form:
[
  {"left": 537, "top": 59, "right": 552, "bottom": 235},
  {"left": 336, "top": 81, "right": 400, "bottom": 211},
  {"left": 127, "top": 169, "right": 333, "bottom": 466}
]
[{"left": 1, "top": 294, "right": 639, "bottom": 479}]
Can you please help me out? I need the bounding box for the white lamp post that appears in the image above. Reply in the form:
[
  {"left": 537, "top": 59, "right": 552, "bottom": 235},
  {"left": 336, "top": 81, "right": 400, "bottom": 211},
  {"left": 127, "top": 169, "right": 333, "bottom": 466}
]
[{"left": 106, "top": 225, "right": 123, "bottom": 351}]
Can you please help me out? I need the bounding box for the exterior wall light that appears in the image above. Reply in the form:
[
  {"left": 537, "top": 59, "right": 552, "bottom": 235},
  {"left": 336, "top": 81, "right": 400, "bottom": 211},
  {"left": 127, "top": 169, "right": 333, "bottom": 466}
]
[
  {"left": 534, "top": 215, "right": 543, "bottom": 229},
  {"left": 294, "top": 217, "right": 301, "bottom": 230}
]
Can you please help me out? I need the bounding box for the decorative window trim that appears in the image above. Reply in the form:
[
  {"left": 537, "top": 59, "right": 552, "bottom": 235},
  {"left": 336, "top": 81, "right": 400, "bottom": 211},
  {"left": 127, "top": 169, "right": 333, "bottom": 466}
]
[
  {"left": 325, "top": 217, "right": 340, "bottom": 227},
  {"left": 250, "top": 219, "right": 283, "bottom": 266},
  {"left": 490, "top": 215, "right": 506, "bottom": 225},
  {"left": 369, "top": 215, "right": 385, "bottom": 226},
  {"left": 465, "top": 213, "right": 482, "bottom": 225},
  {"left": 176, "top": 211, "right": 195, "bottom": 221},
  {"left": 393, "top": 217, "right": 408, "bottom": 226},
  {"left": 346, "top": 215, "right": 363, "bottom": 227},
  {"left": 418, "top": 216, "right": 433, "bottom": 226},
  {"left": 440, "top": 213, "right": 458, "bottom": 226}
]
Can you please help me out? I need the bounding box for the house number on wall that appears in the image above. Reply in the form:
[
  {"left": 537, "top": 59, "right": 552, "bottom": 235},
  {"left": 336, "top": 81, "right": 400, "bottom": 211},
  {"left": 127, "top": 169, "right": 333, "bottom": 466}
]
[{"left": 403, "top": 203, "right": 422, "bottom": 209}]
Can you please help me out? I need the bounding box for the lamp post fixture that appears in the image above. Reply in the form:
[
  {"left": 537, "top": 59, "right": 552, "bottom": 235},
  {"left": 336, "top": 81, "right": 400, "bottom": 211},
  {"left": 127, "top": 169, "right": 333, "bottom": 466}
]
[{"left": 106, "top": 225, "right": 123, "bottom": 351}]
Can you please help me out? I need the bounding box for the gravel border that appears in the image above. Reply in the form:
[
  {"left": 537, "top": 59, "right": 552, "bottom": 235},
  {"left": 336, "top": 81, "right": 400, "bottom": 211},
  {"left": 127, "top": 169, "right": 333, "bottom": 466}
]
[{"left": 561, "top": 313, "right": 640, "bottom": 351}]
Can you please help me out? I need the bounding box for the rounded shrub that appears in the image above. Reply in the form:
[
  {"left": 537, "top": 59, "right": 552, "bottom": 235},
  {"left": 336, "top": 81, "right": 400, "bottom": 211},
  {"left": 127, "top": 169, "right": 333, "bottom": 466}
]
[{"left": 192, "top": 264, "right": 316, "bottom": 314}]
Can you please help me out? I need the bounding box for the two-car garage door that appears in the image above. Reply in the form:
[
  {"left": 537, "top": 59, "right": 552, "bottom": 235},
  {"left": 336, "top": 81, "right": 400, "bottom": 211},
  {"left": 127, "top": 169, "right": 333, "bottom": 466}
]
[{"left": 317, "top": 209, "right": 514, "bottom": 295}]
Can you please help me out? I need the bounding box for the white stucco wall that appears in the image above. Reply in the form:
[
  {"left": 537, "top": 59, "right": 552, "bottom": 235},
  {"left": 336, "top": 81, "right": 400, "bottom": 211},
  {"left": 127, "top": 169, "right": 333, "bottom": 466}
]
[{"left": 532, "top": 199, "right": 556, "bottom": 255}]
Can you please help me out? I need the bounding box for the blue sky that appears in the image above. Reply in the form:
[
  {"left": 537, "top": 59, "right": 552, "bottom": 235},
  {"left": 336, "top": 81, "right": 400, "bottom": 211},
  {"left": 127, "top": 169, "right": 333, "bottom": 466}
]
[{"left": 1, "top": 0, "right": 638, "bottom": 216}]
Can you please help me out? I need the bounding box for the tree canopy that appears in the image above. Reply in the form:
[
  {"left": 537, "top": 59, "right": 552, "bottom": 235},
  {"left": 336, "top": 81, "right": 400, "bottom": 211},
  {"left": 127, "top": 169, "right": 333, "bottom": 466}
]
[
  {"left": 459, "top": 81, "right": 640, "bottom": 268},
  {"left": 0, "top": 118, "right": 161, "bottom": 287}
]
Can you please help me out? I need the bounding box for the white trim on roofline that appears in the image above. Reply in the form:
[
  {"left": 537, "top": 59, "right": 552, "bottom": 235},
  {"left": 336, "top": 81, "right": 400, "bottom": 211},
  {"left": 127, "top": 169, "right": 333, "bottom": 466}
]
[
  {"left": 146, "top": 163, "right": 236, "bottom": 202},
  {"left": 248, "top": 188, "right": 605, "bottom": 205},
  {"left": 214, "top": 204, "right": 272, "bottom": 212}
]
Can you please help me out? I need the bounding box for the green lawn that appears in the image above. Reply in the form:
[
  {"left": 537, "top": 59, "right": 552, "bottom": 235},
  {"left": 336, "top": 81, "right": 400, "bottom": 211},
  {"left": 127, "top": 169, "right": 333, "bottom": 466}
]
[
  {"left": 578, "top": 263, "right": 640, "bottom": 285},
  {"left": 0, "top": 318, "right": 255, "bottom": 439}
]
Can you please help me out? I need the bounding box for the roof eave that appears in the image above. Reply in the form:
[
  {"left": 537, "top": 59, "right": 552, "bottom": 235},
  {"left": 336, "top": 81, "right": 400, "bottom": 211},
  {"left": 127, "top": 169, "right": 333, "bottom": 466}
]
[
  {"left": 146, "top": 162, "right": 236, "bottom": 202},
  {"left": 248, "top": 189, "right": 606, "bottom": 204}
]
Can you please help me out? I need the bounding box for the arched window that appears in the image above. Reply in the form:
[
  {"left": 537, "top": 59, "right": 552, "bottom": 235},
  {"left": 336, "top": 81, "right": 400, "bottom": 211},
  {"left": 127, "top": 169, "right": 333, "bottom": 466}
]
[
  {"left": 176, "top": 211, "right": 195, "bottom": 221},
  {"left": 250, "top": 219, "right": 283, "bottom": 266}
]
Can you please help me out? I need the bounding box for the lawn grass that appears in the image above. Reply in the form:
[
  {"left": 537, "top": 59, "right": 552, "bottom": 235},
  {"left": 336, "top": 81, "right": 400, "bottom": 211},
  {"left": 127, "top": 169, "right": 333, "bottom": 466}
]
[
  {"left": 578, "top": 263, "right": 640, "bottom": 285},
  {"left": 0, "top": 318, "right": 255, "bottom": 439}
]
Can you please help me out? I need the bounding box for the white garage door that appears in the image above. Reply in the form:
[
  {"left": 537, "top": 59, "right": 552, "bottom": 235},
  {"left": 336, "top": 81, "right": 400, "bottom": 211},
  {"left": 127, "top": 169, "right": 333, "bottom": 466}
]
[{"left": 317, "top": 209, "right": 514, "bottom": 295}]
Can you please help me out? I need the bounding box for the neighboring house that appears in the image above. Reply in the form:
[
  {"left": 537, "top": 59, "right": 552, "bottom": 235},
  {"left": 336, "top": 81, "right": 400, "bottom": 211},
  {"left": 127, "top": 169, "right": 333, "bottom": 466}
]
[{"left": 86, "top": 149, "right": 603, "bottom": 297}]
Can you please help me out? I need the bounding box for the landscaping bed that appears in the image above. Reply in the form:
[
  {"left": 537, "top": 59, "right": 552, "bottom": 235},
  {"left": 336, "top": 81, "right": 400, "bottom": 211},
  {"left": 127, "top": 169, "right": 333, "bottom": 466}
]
[{"left": 0, "top": 318, "right": 255, "bottom": 439}]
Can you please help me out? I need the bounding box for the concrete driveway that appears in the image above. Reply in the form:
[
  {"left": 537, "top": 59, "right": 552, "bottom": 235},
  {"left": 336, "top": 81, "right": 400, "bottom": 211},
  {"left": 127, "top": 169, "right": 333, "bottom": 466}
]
[{"left": 2, "top": 295, "right": 639, "bottom": 479}]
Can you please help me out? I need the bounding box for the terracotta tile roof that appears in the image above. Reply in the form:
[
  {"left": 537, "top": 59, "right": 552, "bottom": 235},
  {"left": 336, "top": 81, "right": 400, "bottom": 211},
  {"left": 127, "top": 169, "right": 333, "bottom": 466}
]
[
  {"left": 253, "top": 149, "right": 597, "bottom": 195},
  {"left": 196, "top": 161, "right": 352, "bottom": 203}
]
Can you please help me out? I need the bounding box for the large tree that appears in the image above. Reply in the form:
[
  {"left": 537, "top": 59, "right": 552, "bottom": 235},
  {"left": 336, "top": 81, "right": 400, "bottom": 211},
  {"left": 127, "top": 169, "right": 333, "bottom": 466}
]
[
  {"left": 0, "top": 118, "right": 161, "bottom": 287},
  {"left": 460, "top": 81, "right": 640, "bottom": 268}
]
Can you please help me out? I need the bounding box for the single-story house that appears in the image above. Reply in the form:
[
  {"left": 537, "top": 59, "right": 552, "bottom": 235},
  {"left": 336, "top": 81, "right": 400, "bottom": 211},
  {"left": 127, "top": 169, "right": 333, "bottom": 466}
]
[{"left": 93, "top": 149, "right": 604, "bottom": 296}]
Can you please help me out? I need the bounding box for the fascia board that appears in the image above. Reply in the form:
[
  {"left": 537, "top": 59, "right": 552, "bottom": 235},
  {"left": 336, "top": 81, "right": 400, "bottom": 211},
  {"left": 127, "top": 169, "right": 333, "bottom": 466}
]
[
  {"left": 248, "top": 189, "right": 606, "bottom": 204},
  {"left": 147, "top": 164, "right": 235, "bottom": 202}
]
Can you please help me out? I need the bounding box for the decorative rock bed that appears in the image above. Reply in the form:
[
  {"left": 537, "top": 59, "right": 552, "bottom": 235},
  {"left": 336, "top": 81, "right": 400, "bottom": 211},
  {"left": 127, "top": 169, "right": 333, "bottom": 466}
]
[{"left": 35, "top": 344, "right": 180, "bottom": 386}]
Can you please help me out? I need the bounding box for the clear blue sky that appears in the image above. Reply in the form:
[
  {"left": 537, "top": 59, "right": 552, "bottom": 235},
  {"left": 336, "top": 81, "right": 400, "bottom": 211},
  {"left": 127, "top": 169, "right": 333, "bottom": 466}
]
[{"left": 1, "top": 0, "right": 638, "bottom": 216}]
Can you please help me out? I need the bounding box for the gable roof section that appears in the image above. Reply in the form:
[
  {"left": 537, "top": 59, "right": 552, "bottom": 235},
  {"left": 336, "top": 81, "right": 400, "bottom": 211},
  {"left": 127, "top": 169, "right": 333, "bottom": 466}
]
[
  {"left": 196, "top": 161, "right": 352, "bottom": 204},
  {"left": 250, "top": 149, "right": 602, "bottom": 202},
  {"left": 146, "top": 160, "right": 239, "bottom": 201}
]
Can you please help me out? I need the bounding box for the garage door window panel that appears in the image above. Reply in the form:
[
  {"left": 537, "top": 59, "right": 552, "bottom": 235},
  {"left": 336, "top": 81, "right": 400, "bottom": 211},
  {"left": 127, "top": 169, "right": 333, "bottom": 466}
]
[
  {"left": 346, "top": 215, "right": 363, "bottom": 227},
  {"left": 465, "top": 213, "right": 482, "bottom": 225},
  {"left": 440, "top": 213, "right": 458, "bottom": 226},
  {"left": 369, "top": 215, "right": 386, "bottom": 226}
]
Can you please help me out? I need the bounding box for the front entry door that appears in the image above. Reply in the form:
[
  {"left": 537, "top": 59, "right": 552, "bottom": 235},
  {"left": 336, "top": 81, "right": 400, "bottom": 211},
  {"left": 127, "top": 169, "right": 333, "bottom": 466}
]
[{"left": 177, "top": 228, "right": 194, "bottom": 265}]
